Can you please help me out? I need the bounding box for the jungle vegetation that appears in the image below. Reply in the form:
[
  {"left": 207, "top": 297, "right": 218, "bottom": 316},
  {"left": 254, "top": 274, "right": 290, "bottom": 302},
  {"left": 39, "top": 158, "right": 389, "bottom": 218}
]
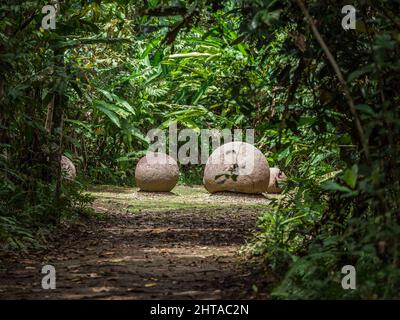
[{"left": 0, "top": 0, "right": 399, "bottom": 299}]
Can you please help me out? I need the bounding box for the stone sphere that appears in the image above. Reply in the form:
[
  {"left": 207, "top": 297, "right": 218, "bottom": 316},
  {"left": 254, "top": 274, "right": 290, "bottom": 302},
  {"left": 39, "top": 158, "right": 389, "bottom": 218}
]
[
  {"left": 267, "top": 167, "right": 287, "bottom": 194},
  {"left": 61, "top": 155, "right": 76, "bottom": 180},
  {"left": 135, "top": 152, "right": 179, "bottom": 192},
  {"left": 203, "top": 142, "right": 270, "bottom": 194}
]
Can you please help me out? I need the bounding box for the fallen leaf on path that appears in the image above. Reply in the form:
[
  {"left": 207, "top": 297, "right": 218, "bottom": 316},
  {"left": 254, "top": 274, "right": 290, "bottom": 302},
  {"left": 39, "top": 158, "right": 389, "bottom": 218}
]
[
  {"left": 144, "top": 283, "right": 157, "bottom": 288},
  {"left": 92, "top": 286, "right": 112, "bottom": 293},
  {"left": 151, "top": 228, "right": 167, "bottom": 234}
]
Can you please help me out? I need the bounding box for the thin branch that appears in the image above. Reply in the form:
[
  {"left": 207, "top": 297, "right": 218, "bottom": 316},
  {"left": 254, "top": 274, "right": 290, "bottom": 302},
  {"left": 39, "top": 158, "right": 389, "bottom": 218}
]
[{"left": 295, "top": 0, "right": 371, "bottom": 164}]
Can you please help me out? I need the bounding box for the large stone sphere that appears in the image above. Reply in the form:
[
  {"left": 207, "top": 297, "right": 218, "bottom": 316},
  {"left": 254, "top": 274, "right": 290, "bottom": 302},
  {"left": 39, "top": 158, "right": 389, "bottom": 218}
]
[
  {"left": 61, "top": 155, "right": 76, "bottom": 180},
  {"left": 203, "top": 142, "right": 270, "bottom": 194},
  {"left": 135, "top": 152, "right": 179, "bottom": 192},
  {"left": 267, "top": 167, "right": 287, "bottom": 193}
]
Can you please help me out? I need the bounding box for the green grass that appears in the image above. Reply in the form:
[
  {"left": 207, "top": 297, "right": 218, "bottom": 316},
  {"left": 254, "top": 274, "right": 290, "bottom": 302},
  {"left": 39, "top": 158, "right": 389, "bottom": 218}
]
[{"left": 88, "top": 184, "right": 272, "bottom": 213}]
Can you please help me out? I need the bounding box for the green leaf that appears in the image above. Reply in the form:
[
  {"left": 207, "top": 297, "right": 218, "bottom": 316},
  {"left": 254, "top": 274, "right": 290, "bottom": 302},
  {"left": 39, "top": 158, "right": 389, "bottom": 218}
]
[
  {"left": 277, "top": 147, "right": 290, "bottom": 161},
  {"left": 64, "top": 119, "right": 92, "bottom": 132},
  {"left": 93, "top": 101, "right": 121, "bottom": 128},
  {"left": 355, "top": 104, "right": 375, "bottom": 116},
  {"left": 281, "top": 214, "right": 307, "bottom": 225},
  {"left": 97, "top": 88, "right": 113, "bottom": 102},
  {"left": 94, "top": 100, "right": 129, "bottom": 118},
  {"left": 192, "top": 80, "right": 210, "bottom": 105},
  {"left": 343, "top": 164, "right": 358, "bottom": 189},
  {"left": 130, "top": 127, "right": 148, "bottom": 144},
  {"left": 144, "top": 66, "right": 163, "bottom": 85},
  {"left": 168, "top": 52, "right": 213, "bottom": 59},
  {"left": 322, "top": 181, "right": 352, "bottom": 193},
  {"left": 347, "top": 65, "right": 373, "bottom": 82},
  {"left": 115, "top": 96, "right": 136, "bottom": 115},
  {"left": 141, "top": 36, "right": 162, "bottom": 59}
]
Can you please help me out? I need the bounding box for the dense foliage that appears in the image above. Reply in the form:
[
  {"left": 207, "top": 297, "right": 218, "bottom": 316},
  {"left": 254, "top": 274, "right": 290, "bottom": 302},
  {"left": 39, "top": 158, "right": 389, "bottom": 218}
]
[{"left": 1, "top": 0, "right": 399, "bottom": 298}]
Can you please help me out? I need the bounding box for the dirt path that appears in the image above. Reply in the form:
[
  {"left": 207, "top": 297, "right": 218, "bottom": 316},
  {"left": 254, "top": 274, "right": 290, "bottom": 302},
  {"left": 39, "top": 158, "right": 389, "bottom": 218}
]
[{"left": 0, "top": 186, "right": 275, "bottom": 299}]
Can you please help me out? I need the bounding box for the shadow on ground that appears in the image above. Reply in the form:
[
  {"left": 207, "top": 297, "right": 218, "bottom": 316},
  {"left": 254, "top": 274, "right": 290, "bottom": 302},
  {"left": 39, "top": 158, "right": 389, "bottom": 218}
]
[{"left": 0, "top": 185, "right": 276, "bottom": 299}]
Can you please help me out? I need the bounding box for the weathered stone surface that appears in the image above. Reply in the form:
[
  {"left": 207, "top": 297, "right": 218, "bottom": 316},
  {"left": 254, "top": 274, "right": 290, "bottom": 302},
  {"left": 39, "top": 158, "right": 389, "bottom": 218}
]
[
  {"left": 267, "top": 167, "right": 287, "bottom": 194},
  {"left": 61, "top": 155, "right": 76, "bottom": 180},
  {"left": 135, "top": 152, "right": 179, "bottom": 192},
  {"left": 203, "top": 142, "right": 270, "bottom": 194}
]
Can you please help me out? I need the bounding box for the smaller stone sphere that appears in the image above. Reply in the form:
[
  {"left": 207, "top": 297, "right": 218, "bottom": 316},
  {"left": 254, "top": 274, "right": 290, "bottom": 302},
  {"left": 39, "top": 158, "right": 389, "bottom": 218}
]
[
  {"left": 61, "top": 155, "right": 76, "bottom": 180},
  {"left": 267, "top": 167, "right": 287, "bottom": 193},
  {"left": 135, "top": 152, "right": 179, "bottom": 192}
]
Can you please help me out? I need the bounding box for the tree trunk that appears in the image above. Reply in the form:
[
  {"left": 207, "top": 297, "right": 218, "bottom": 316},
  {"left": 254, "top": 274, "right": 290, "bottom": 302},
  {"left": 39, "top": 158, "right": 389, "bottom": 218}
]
[
  {"left": 50, "top": 47, "right": 67, "bottom": 206},
  {"left": 45, "top": 96, "right": 55, "bottom": 133}
]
